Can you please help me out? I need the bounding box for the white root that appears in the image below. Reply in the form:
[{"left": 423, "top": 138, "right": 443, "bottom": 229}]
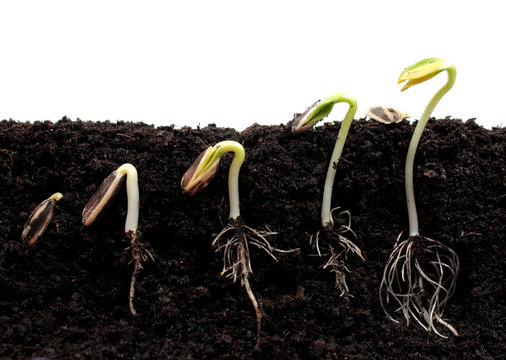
[
  {"left": 127, "top": 231, "right": 154, "bottom": 316},
  {"left": 212, "top": 221, "right": 298, "bottom": 347},
  {"left": 379, "top": 234, "right": 459, "bottom": 338},
  {"left": 310, "top": 208, "right": 364, "bottom": 297}
]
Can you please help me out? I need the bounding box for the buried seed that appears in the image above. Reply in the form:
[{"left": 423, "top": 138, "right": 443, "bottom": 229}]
[{"left": 21, "top": 192, "right": 63, "bottom": 246}]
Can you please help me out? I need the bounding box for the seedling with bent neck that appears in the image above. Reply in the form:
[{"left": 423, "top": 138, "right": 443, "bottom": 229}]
[
  {"left": 379, "top": 58, "right": 460, "bottom": 338},
  {"left": 82, "top": 163, "right": 152, "bottom": 316},
  {"left": 292, "top": 93, "right": 364, "bottom": 297},
  {"left": 182, "top": 140, "right": 294, "bottom": 347}
]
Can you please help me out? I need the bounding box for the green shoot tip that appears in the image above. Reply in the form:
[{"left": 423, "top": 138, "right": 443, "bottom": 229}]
[
  {"left": 292, "top": 93, "right": 357, "bottom": 132},
  {"left": 49, "top": 192, "right": 63, "bottom": 202},
  {"left": 398, "top": 58, "right": 452, "bottom": 91},
  {"left": 181, "top": 140, "right": 245, "bottom": 196}
]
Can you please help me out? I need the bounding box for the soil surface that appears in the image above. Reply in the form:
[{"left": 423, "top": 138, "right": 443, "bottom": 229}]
[{"left": 0, "top": 117, "right": 504, "bottom": 359}]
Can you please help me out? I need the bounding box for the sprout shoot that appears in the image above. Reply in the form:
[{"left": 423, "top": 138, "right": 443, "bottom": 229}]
[
  {"left": 21, "top": 192, "right": 63, "bottom": 246},
  {"left": 379, "top": 58, "right": 460, "bottom": 338},
  {"left": 82, "top": 163, "right": 152, "bottom": 316},
  {"left": 182, "top": 140, "right": 295, "bottom": 347},
  {"left": 367, "top": 106, "right": 410, "bottom": 124},
  {"left": 292, "top": 93, "right": 364, "bottom": 297},
  {"left": 182, "top": 140, "right": 243, "bottom": 219}
]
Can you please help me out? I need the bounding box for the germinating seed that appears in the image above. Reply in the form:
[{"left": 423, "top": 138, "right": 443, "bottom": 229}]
[
  {"left": 82, "top": 163, "right": 142, "bottom": 316},
  {"left": 21, "top": 192, "right": 63, "bottom": 246}
]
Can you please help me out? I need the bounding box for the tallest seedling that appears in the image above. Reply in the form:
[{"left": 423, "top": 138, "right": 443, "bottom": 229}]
[
  {"left": 380, "top": 58, "right": 460, "bottom": 338},
  {"left": 400, "top": 58, "right": 457, "bottom": 237}
]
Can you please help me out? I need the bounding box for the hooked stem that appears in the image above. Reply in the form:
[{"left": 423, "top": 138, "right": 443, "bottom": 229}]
[
  {"left": 116, "top": 163, "right": 139, "bottom": 234},
  {"left": 213, "top": 141, "right": 245, "bottom": 220},
  {"left": 321, "top": 94, "right": 357, "bottom": 227}
]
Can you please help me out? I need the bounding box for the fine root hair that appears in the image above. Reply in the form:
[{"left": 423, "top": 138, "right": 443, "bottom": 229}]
[
  {"left": 126, "top": 231, "right": 154, "bottom": 316},
  {"left": 310, "top": 208, "right": 364, "bottom": 297},
  {"left": 213, "top": 220, "right": 298, "bottom": 347},
  {"left": 379, "top": 233, "right": 460, "bottom": 338}
]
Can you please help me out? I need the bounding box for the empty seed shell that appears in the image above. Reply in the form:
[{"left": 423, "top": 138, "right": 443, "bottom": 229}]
[
  {"left": 367, "top": 106, "right": 410, "bottom": 124},
  {"left": 21, "top": 192, "right": 63, "bottom": 246},
  {"left": 82, "top": 170, "right": 125, "bottom": 226}
]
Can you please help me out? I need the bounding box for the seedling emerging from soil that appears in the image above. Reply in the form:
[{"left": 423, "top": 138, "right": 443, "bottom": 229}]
[
  {"left": 21, "top": 192, "right": 63, "bottom": 246},
  {"left": 367, "top": 106, "right": 410, "bottom": 124},
  {"left": 379, "top": 58, "right": 460, "bottom": 338},
  {"left": 82, "top": 163, "right": 152, "bottom": 316},
  {"left": 182, "top": 140, "right": 293, "bottom": 347},
  {"left": 292, "top": 93, "right": 364, "bottom": 297}
]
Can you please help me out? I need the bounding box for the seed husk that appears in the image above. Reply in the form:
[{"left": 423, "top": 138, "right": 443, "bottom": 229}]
[
  {"left": 21, "top": 192, "right": 63, "bottom": 246},
  {"left": 82, "top": 170, "right": 124, "bottom": 227},
  {"left": 291, "top": 99, "right": 322, "bottom": 132},
  {"left": 367, "top": 106, "right": 410, "bottom": 124},
  {"left": 181, "top": 146, "right": 220, "bottom": 196}
]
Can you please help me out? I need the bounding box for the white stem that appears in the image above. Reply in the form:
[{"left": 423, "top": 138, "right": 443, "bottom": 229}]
[
  {"left": 117, "top": 163, "right": 139, "bottom": 234},
  {"left": 214, "top": 141, "right": 245, "bottom": 220}
]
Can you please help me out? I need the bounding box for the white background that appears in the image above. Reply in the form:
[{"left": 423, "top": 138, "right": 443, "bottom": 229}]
[{"left": 1, "top": 0, "right": 504, "bottom": 130}]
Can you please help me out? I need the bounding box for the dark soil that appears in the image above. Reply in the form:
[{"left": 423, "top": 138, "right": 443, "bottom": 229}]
[{"left": 0, "top": 117, "right": 504, "bottom": 359}]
